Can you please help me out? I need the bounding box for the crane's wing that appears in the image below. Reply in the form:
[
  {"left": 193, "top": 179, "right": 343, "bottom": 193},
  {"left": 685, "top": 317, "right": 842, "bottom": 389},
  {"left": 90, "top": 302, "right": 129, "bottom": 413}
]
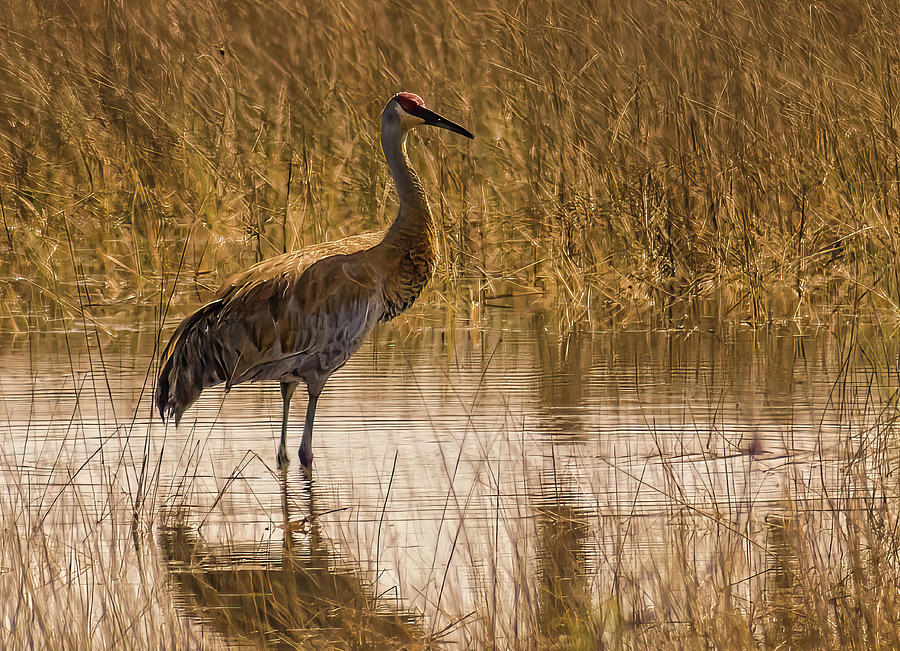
[
  {"left": 215, "top": 251, "right": 385, "bottom": 388},
  {"left": 156, "top": 231, "right": 386, "bottom": 422},
  {"left": 216, "top": 231, "right": 385, "bottom": 302}
]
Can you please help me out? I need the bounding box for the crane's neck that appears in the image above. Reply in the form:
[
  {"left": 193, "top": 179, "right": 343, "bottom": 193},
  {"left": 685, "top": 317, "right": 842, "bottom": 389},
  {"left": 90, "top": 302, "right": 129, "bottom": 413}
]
[
  {"left": 377, "top": 114, "right": 436, "bottom": 320},
  {"left": 381, "top": 122, "right": 432, "bottom": 243}
]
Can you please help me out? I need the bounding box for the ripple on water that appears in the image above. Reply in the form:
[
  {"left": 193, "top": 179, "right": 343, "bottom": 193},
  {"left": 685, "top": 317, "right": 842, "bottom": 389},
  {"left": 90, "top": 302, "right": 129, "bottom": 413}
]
[{"left": 0, "top": 315, "right": 885, "bottom": 644}]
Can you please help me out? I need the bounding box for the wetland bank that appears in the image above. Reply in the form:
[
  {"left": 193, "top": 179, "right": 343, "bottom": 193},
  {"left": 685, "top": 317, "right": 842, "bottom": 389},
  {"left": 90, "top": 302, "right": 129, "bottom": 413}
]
[{"left": 4, "top": 0, "right": 900, "bottom": 648}]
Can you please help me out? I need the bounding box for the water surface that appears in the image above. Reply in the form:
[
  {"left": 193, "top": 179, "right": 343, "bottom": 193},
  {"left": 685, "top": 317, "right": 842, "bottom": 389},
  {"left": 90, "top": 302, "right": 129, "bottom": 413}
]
[{"left": 0, "top": 308, "right": 885, "bottom": 646}]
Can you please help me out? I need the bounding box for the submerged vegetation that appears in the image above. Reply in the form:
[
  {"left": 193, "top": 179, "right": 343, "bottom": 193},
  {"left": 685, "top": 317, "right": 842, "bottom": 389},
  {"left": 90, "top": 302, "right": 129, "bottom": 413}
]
[
  {"left": 2, "top": 0, "right": 900, "bottom": 328},
  {"left": 4, "top": 0, "right": 900, "bottom": 649}
]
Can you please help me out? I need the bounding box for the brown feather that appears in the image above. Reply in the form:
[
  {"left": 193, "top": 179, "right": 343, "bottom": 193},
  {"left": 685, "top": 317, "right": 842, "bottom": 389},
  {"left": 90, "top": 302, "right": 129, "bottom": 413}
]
[
  {"left": 155, "top": 231, "right": 387, "bottom": 422},
  {"left": 154, "top": 92, "right": 472, "bottom": 469}
]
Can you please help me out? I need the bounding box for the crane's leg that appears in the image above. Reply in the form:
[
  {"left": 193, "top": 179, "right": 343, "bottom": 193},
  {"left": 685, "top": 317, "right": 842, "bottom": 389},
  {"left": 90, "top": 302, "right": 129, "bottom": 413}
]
[
  {"left": 277, "top": 381, "right": 298, "bottom": 468},
  {"left": 298, "top": 386, "right": 321, "bottom": 469}
]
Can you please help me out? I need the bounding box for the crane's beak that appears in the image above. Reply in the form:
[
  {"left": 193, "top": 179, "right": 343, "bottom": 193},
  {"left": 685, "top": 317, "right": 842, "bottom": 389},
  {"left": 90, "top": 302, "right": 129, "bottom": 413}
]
[{"left": 416, "top": 107, "right": 474, "bottom": 139}]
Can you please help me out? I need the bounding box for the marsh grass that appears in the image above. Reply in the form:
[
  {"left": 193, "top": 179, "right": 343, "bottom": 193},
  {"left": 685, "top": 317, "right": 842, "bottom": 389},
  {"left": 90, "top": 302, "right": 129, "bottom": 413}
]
[
  {"left": 2, "top": 0, "right": 900, "bottom": 329},
  {"left": 0, "top": 463, "right": 213, "bottom": 648},
  {"left": 5, "top": 0, "right": 900, "bottom": 648}
]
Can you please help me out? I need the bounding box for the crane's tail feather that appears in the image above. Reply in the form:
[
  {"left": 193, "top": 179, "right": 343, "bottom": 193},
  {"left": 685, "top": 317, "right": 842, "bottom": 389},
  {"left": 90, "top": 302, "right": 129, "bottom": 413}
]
[{"left": 155, "top": 300, "right": 233, "bottom": 424}]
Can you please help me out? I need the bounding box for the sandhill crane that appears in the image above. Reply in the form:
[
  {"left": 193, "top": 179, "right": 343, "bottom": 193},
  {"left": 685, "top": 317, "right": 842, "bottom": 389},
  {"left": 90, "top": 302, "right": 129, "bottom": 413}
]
[{"left": 155, "top": 93, "right": 473, "bottom": 469}]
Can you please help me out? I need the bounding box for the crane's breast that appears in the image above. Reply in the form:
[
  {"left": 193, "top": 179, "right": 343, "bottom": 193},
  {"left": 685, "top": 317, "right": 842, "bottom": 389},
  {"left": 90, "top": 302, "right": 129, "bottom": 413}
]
[{"left": 380, "top": 239, "right": 434, "bottom": 321}]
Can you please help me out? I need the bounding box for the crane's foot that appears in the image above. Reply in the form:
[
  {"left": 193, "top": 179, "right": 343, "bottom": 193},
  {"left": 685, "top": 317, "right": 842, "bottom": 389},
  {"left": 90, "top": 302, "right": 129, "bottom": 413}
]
[
  {"left": 298, "top": 445, "right": 313, "bottom": 470},
  {"left": 277, "top": 445, "right": 290, "bottom": 469}
]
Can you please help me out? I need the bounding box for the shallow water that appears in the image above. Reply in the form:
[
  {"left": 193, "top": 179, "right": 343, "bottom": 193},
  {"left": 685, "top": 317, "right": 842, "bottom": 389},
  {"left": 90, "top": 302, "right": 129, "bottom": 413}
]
[{"left": 0, "top": 307, "right": 890, "bottom": 646}]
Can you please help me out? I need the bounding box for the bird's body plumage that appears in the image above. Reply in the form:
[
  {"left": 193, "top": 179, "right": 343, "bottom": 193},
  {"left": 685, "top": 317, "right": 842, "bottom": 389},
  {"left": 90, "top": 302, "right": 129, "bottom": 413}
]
[
  {"left": 156, "top": 231, "right": 385, "bottom": 421},
  {"left": 155, "top": 93, "right": 472, "bottom": 468}
]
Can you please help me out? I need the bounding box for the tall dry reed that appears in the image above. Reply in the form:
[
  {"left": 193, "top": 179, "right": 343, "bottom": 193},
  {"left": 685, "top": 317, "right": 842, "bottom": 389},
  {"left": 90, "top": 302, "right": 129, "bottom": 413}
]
[{"left": 1, "top": 0, "right": 899, "bottom": 329}]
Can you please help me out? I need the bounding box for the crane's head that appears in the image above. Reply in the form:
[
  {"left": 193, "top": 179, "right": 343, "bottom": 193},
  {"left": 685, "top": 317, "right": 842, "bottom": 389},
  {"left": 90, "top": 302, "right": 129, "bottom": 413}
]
[{"left": 385, "top": 92, "right": 474, "bottom": 139}]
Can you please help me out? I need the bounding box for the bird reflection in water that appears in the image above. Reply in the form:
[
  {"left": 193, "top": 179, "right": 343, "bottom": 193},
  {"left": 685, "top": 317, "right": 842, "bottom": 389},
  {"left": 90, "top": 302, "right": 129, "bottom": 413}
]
[{"left": 158, "top": 471, "right": 422, "bottom": 649}]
